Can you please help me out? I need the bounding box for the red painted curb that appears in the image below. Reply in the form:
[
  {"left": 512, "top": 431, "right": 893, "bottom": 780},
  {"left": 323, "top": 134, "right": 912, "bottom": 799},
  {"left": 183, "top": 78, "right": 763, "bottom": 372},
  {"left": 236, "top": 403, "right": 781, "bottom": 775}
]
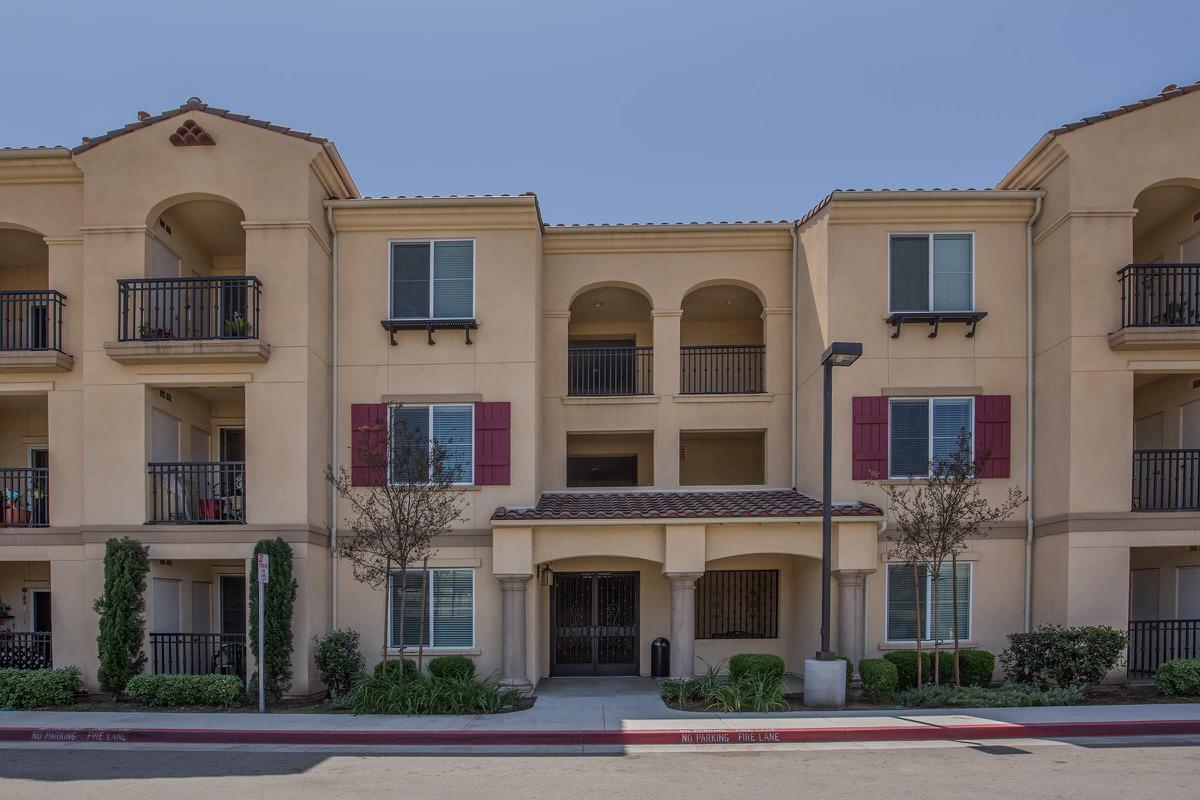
[{"left": 2, "top": 719, "right": 1200, "bottom": 747}]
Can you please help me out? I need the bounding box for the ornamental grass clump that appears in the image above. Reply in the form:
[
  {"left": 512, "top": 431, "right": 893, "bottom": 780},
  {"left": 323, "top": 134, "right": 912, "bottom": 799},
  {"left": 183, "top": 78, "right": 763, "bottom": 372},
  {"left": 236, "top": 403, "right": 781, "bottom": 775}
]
[
  {"left": 350, "top": 665, "right": 524, "bottom": 715},
  {"left": 658, "top": 656, "right": 788, "bottom": 713}
]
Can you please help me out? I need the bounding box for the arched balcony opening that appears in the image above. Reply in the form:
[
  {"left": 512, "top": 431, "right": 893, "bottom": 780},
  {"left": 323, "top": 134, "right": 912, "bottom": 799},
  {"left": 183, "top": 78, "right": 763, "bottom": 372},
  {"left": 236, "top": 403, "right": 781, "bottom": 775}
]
[
  {"left": 679, "top": 284, "right": 764, "bottom": 394},
  {"left": 120, "top": 196, "right": 258, "bottom": 342},
  {"left": 0, "top": 227, "right": 64, "bottom": 354},
  {"left": 1118, "top": 181, "right": 1200, "bottom": 332},
  {"left": 567, "top": 286, "right": 653, "bottom": 397}
]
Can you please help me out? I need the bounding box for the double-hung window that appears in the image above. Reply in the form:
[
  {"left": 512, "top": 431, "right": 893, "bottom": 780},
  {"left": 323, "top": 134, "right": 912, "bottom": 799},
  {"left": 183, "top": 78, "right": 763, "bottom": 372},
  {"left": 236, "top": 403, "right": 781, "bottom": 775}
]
[
  {"left": 889, "top": 397, "right": 973, "bottom": 478},
  {"left": 889, "top": 233, "right": 974, "bottom": 312},
  {"left": 388, "top": 568, "right": 475, "bottom": 649},
  {"left": 885, "top": 562, "right": 972, "bottom": 642},
  {"left": 388, "top": 404, "right": 474, "bottom": 485},
  {"left": 389, "top": 240, "right": 475, "bottom": 320}
]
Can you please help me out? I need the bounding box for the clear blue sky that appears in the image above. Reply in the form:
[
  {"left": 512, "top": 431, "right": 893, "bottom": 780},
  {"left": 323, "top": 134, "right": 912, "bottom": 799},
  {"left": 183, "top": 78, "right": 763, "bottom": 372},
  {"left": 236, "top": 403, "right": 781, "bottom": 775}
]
[{"left": 2, "top": 0, "right": 1197, "bottom": 224}]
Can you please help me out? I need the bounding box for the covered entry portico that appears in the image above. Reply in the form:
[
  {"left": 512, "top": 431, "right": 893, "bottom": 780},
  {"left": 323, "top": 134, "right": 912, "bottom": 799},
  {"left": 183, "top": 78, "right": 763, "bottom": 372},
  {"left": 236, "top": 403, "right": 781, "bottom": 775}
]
[{"left": 491, "top": 489, "right": 881, "bottom": 690}]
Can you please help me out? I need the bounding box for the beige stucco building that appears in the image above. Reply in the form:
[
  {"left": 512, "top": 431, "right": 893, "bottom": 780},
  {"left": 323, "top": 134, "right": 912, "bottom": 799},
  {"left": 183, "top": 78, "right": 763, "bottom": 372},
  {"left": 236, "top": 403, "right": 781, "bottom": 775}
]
[{"left": 2, "top": 85, "right": 1199, "bottom": 695}]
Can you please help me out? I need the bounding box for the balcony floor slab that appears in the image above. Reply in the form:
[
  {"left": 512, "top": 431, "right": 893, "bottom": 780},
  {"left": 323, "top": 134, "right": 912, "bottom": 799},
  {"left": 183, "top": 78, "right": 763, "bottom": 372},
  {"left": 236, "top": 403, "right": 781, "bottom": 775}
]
[
  {"left": 1109, "top": 327, "right": 1200, "bottom": 350},
  {"left": 103, "top": 338, "right": 270, "bottom": 365},
  {"left": 0, "top": 351, "right": 74, "bottom": 372}
]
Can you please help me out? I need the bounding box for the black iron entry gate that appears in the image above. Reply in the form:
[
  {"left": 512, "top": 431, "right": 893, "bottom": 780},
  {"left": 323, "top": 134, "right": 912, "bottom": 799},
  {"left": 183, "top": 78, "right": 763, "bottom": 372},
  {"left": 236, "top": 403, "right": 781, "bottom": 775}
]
[{"left": 551, "top": 572, "right": 640, "bottom": 676}]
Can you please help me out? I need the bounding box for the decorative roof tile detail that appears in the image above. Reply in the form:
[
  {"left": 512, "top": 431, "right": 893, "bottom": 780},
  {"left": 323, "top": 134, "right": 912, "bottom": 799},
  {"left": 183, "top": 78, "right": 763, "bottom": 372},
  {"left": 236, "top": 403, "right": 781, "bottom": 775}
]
[
  {"left": 169, "top": 119, "right": 214, "bottom": 146},
  {"left": 491, "top": 489, "right": 881, "bottom": 522},
  {"left": 72, "top": 97, "right": 329, "bottom": 155},
  {"left": 1048, "top": 81, "right": 1200, "bottom": 136}
]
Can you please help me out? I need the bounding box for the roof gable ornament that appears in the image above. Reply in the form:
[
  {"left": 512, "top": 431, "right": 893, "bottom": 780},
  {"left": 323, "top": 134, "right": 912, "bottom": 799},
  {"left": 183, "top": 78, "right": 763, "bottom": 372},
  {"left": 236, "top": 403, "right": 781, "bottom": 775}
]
[{"left": 169, "top": 119, "right": 214, "bottom": 146}]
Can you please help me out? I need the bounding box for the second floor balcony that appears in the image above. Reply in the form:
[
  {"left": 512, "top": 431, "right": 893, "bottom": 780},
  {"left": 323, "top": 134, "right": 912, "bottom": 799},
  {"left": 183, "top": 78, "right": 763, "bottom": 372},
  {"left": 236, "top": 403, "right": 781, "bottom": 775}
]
[
  {"left": 1132, "top": 449, "right": 1200, "bottom": 512},
  {"left": 148, "top": 460, "right": 246, "bottom": 524},
  {"left": 107, "top": 276, "right": 269, "bottom": 364},
  {"left": 679, "top": 344, "right": 765, "bottom": 395}
]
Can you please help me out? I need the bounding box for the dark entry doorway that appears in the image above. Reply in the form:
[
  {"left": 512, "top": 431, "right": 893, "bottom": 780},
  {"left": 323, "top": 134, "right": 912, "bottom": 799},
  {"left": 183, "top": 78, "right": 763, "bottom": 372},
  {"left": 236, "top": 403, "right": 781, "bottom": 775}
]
[{"left": 550, "top": 572, "right": 639, "bottom": 676}]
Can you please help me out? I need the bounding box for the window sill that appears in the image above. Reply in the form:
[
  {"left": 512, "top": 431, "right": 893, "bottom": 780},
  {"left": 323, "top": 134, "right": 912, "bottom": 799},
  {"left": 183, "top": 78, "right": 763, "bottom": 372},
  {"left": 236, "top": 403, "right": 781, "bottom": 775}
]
[
  {"left": 878, "top": 641, "right": 978, "bottom": 651},
  {"left": 386, "top": 647, "right": 481, "bottom": 657},
  {"left": 673, "top": 393, "right": 773, "bottom": 403},
  {"left": 381, "top": 318, "right": 478, "bottom": 346},
  {"left": 561, "top": 395, "right": 659, "bottom": 405}
]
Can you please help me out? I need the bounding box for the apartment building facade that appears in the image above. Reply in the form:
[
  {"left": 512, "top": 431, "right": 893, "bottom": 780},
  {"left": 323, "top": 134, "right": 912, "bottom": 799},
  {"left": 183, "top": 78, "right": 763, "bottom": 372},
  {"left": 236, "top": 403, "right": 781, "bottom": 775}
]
[{"left": 0, "top": 85, "right": 1197, "bottom": 694}]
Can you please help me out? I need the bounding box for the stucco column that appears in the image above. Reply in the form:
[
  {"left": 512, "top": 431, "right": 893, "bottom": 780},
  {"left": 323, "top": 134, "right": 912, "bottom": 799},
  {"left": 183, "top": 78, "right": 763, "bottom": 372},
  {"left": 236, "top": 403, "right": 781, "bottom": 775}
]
[
  {"left": 834, "top": 569, "right": 872, "bottom": 681},
  {"left": 652, "top": 309, "right": 682, "bottom": 398},
  {"left": 498, "top": 574, "right": 533, "bottom": 691},
  {"left": 667, "top": 571, "right": 703, "bottom": 678}
]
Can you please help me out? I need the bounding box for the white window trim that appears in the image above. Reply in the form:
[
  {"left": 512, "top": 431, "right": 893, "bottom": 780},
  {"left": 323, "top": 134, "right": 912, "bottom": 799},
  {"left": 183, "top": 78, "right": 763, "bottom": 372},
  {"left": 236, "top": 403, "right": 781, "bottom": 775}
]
[
  {"left": 387, "top": 403, "right": 475, "bottom": 486},
  {"left": 387, "top": 238, "right": 477, "bottom": 321},
  {"left": 884, "top": 561, "right": 974, "bottom": 645},
  {"left": 887, "top": 231, "right": 976, "bottom": 314},
  {"left": 887, "top": 396, "right": 975, "bottom": 479},
  {"left": 386, "top": 568, "right": 476, "bottom": 651}
]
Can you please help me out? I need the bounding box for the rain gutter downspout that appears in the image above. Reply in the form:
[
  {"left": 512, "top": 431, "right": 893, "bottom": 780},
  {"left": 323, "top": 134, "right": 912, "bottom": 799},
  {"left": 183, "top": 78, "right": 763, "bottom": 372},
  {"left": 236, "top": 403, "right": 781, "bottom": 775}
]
[
  {"left": 327, "top": 205, "right": 340, "bottom": 629},
  {"left": 789, "top": 224, "right": 799, "bottom": 488},
  {"left": 1023, "top": 194, "right": 1043, "bottom": 632}
]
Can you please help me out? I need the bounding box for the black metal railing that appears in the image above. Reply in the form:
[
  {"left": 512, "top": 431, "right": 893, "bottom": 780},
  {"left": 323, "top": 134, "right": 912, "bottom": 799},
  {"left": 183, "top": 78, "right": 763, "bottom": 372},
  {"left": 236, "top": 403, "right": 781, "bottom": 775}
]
[
  {"left": 0, "top": 291, "right": 66, "bottom": 352},
  {"left": 0, "top": 631, "right": 52, "bottom": 669},
  {"left": 116, "top": 276, "right": 261, "bottom": 342},
  {"left": 1118, "top": 264, "right": 1200, "bottom": 329},
  {"left": 567, "top": 346, "right": 653, "bottom": 396},
  {"left": 1128, "top": 619, "right": 1200, "bottom": 679},
  {"left": 0, "top": 468, "right": 49, "bottom": 528},
  {"left": 150, "top": 632, "right": 246, "bottom": 679},
  {"left": 680, "top": 344, "right": 765, "bottom": 394},
  {"left": 148, "top": 461, "right": 245, "bottom": 524},
  {"left": 1131, "top": 449, "right": 1200, "bottom": 511}
]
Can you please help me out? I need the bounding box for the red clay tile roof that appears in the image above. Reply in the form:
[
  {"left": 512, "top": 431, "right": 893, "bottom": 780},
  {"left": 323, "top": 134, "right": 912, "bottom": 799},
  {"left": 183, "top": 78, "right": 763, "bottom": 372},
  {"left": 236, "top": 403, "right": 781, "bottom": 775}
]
[
  {"left": 491, "top": 489, "right": 881, "bottom": 522},
  {"left": 1047, "top": 81, "right": 1200, "bottom": 136},
  {"left": 72, "top": 97, "right": 330, "bottom": 155}
]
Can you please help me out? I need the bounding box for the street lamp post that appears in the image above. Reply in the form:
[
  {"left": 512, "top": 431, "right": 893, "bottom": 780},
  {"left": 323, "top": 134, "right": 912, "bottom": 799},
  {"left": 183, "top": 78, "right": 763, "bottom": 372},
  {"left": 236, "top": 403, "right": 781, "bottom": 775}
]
[
  {"left": 817, "top": 341, "right": 862, "bottom": 659},
  {"left": 804, "top": 341, "right": 861, "bottom": 708}
]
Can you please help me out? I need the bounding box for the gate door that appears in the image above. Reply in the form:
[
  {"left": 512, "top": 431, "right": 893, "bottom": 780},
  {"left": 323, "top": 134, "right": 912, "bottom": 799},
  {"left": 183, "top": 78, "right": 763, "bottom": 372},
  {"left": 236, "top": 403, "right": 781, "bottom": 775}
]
[{"left": 551, "top": 572, "right": 639, "bottom": 676}]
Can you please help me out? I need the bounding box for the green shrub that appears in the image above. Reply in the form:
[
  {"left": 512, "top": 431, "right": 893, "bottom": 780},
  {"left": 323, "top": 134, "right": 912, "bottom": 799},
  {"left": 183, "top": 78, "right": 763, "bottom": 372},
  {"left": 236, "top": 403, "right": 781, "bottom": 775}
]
[
  {"left": 883, "top": 651, "right": 924, "bottom": 690},
  {"left": 1156, "top": 659, "right": 1200, "bottom": 697},
  {"left": 249, "top": 538, "right": 298, "bottom": 701},
  {"left": 957, "top": 649, "right": 996, "bottom": 687},
  {"left": 0, "top": 667, "right": 82, "bottom": 709},
  {"left": 126, "top": 674, "right": 243, "bottom": 707},
  {"left": 94, "top": 537, "right": 150, "bottom": 694},
  {"left": 1000, "top": 625, "right": 1128, "bottom": 687},
  {"left": 896, "top": 683, "right": 1083, "bottom": 709},
  {"left": 373, "top": 658, "right": 418, "bottom": 681},
  {"left": 313, "top": 628, "right": 366, "bottom": 698},
  {"left": 427, "top": 655, "right": 476, "bottom": 681},
  {"left": 659, "top": 658, "right": 787, "bottom": 713},
  {"left": 659, "top": 678, "right": 700, "bottom": 705},
  {"left": 858, "top": 658, "right": 898, "bottom": 703},
  {"left": 351, "top": 671, "right": 524, "bottom": 714},
  {"left": 728, "top": 653, "right": 784, "bottom": 682}
]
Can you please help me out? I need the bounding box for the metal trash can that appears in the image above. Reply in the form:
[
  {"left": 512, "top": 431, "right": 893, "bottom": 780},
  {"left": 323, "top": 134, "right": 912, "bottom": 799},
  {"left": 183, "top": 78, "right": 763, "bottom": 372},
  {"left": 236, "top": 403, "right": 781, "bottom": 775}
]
[{"left": 651, "top": 637, "right": 670, "bottom": 678}]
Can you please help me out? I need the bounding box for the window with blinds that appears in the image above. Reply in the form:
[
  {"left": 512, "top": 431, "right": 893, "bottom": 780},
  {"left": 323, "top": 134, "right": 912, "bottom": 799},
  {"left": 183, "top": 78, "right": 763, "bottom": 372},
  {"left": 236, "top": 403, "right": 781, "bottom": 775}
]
[
  {"left": 885, "top": 562, "right": 971, "bottom": 642},
  {"left": 695, "top": 570, "right": 779, "bottom": 639},
  {"left": 888, "top": 397, "right": 973, "bottom": 478},
  {"left": 889, "top": 233, "right": 974, "bottom": 313},
  {"left": 388, "top": 404, "right": 474, "bottom": 485},
  {"left": 389, "top": 569, "right": 475, "bottom": 649},
  {"left": 389, "top": 240, "right": 475, "bottom": 320}
]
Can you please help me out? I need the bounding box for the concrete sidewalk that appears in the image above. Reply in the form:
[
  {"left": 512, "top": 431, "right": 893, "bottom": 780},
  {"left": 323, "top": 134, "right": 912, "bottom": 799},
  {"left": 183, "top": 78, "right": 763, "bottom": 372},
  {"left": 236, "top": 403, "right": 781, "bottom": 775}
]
[{"left": 2, "top": 677, "right": 1199, "bottom": 747}]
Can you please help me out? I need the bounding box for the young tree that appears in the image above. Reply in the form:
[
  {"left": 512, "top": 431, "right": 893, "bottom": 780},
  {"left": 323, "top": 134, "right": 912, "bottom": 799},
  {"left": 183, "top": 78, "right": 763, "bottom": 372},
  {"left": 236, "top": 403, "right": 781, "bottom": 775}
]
[
  {"left": 325, "top": 415, "right": 467, "bottom": 675},
  {"left": 249, "top": 537, "right": 298, "bottom": 701},
  {"left": 94, "top": 537, "right": 150, "bottom": 696},
  {"left": 871, "top": 430, "right": 1025, "bottom": 685}
]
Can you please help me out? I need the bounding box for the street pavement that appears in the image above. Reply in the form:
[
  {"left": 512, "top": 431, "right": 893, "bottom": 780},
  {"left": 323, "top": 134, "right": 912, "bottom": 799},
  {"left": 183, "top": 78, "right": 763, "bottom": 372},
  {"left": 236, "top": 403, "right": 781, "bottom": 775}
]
[{"left": 1, "top": 736, "right": 1199, "bottom": 799}]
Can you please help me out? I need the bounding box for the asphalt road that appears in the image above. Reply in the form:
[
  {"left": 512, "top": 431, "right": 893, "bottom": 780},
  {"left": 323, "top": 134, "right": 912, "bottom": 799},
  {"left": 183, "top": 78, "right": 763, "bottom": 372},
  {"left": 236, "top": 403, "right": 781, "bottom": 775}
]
[{"left": 0, "top": 738, "right": 1197, "bottom": 799}]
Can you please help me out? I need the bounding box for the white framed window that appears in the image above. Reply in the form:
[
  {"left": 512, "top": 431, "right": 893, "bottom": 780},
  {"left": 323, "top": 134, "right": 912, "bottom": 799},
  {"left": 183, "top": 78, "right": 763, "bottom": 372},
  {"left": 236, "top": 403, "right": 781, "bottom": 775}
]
[
  {"left": 389, "top": 239, "right": 475, "bottom": 320},
  {"left": 388, "top": 403, "right": 474, "bottom": 485},
  {"left": 885, "top": 562, "right": 972, "bottom": 643},
  {"left": 388, "top": 569, "right": 475, "bottom": 649},
  {"left": 888, "top": 397, "right": 973, "bottom": 478},
  {"left": 889, "top": 233, "right": 974, "bottom": 313}
]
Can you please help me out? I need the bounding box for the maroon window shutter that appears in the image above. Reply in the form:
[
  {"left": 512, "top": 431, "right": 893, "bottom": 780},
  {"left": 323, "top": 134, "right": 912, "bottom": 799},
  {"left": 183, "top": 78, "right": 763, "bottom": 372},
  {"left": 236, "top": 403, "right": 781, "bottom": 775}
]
[
  {"left": 974, "top": 395, "right": 1011, "bottom": 478},
  {"left": 350, "top": 403, "right": 387, "bottom": 486},
  {"left": 474, "top": 402, "right": 511, "bottom": 486},
  {"left": 852, "top": 396, "right": 889, "bottom": 480}
]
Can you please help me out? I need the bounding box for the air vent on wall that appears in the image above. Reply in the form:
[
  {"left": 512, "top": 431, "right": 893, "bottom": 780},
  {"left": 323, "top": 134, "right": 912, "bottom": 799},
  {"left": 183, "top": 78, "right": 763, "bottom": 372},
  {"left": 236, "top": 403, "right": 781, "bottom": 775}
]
[
  {"left": 679, "top": 445, "right": 686, "bottom": 460},
  {"left": 1192, "top": 378, "right": 1200, "bottom": 390}
]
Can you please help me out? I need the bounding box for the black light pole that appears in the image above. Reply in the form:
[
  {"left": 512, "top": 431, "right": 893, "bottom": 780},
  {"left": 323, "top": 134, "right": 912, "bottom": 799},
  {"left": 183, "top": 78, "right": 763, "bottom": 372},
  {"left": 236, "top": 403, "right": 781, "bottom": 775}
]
[{"left": 818, "top": 341, "right": 862, "bottom": 659}]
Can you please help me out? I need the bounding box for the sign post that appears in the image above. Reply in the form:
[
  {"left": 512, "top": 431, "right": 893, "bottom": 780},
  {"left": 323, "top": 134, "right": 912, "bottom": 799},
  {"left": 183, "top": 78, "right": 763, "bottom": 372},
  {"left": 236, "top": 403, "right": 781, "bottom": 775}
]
[{"left": 256, "top": 552, "right": 268, "bottom": 714}]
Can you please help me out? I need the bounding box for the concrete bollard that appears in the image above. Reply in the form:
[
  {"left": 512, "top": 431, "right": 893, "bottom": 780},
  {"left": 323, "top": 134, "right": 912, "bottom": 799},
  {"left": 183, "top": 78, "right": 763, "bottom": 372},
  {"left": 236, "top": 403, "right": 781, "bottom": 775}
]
[{"left": 802, "top": 658, "right": 847, "bottom": 708}]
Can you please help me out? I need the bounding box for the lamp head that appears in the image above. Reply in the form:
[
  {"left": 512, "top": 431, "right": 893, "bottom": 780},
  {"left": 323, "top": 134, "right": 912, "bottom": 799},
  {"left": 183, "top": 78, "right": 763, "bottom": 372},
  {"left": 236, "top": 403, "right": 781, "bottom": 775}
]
[{"left": 821, "top": 341, "right": 862, "bottom": 367}]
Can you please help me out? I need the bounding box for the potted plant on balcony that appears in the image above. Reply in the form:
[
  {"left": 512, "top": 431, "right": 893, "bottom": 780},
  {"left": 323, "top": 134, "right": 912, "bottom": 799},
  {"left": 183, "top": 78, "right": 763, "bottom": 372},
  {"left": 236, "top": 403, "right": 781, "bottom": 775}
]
[
  {"left": 137, "top": 324, "right": 174, "bottom": 340},
  {"left": 223, "top": 311, "right": 249, "bottom": 338},
  {"left": 2, "top": 489, "right": 29, "bottom": 526},
  {"left": 198, "top": 478, "right": 222, "bottom": 521}
]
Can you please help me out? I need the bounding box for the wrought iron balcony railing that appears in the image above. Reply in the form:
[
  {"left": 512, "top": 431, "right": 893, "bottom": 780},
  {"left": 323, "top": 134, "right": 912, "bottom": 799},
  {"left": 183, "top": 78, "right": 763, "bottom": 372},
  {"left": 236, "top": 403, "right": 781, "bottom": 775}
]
[
  {"left": 1132, "top": 449, "right": 1200, "bottom": 511},
  {"left": 1118, "top": 263, "right": 1200, "bottom": 328},
  {"left": 117, "top": 276, "right": 261, "bottom": 342},
  {"left": 0, "top": 290, "right": 66, "bottom": 352},
  {"left": 148, "top": 461, "right": 245, "bottom": 524},
  {"left": 680, "top": 344, "right": 765, "bottom": 394},
  {"left": 567, "top": 346, "right": 653, "bottom": 397}
]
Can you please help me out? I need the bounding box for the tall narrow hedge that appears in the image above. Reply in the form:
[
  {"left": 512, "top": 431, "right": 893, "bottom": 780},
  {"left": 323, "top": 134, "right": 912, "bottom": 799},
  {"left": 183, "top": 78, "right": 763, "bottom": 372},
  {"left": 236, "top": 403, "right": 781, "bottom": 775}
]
[
  {"left": 93, "top": 537, "right": 150, "bottom": 694},
  {"left": 249, "top": 538, "right": 298, "bottom": 701}
]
